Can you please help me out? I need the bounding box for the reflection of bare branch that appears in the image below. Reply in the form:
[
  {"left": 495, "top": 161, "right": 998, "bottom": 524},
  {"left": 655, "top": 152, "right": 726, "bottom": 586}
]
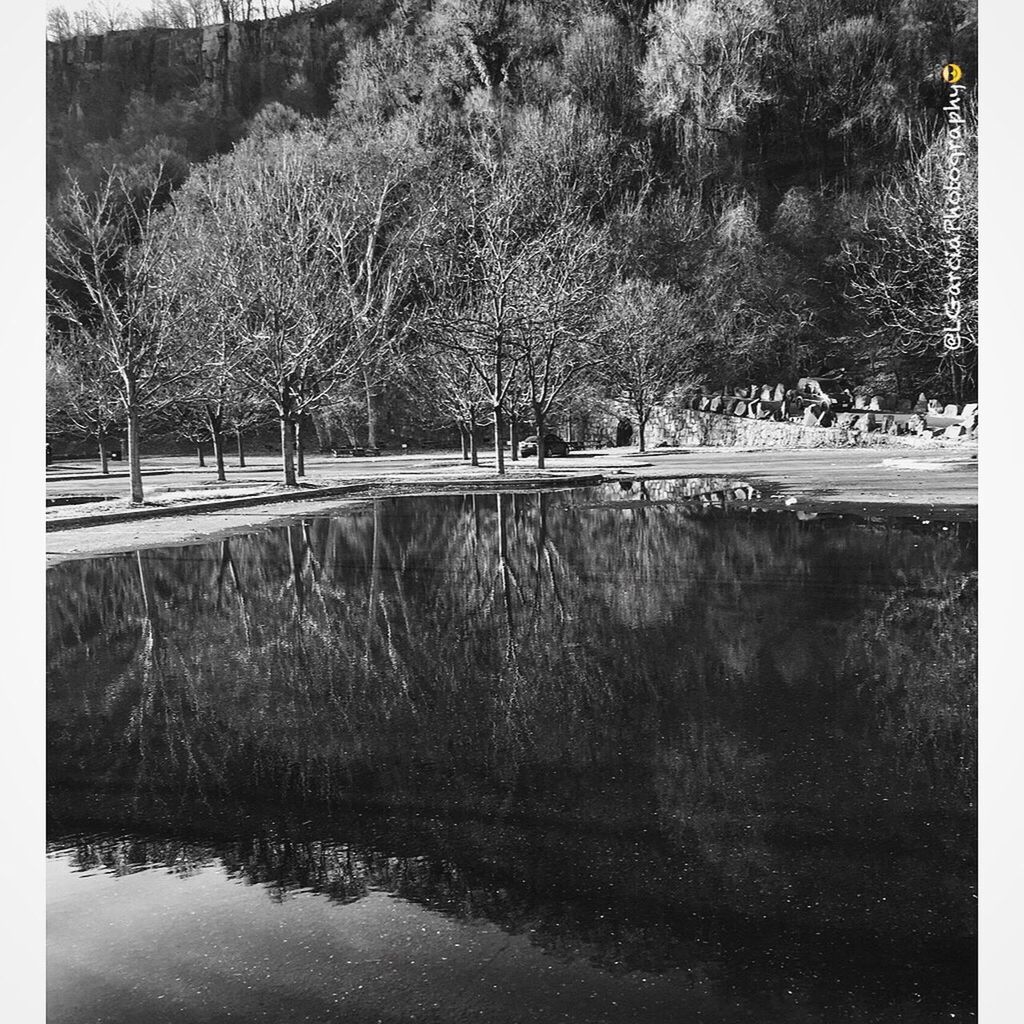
[{"left": 48, "top": 497, "right": 977, "bottom": 852}]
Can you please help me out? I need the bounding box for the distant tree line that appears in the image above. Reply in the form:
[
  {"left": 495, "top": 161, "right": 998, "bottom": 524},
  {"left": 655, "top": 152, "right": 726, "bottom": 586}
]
[
  {"left": 46, "top": 1, "right": 334, "bottom": 40},
  {"left": 47, "top": 0, "right": 978, "bottom": 501}
]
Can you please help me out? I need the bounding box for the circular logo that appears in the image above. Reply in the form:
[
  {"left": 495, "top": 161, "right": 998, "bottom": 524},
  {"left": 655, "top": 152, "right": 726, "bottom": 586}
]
[{"left": 942, "top": 63, "right": 963, "bottom": 84}]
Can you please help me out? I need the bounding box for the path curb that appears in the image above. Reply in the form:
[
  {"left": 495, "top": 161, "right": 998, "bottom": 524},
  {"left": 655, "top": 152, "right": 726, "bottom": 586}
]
[
  {"left": 46, "top": 484, "right": 372, "bottom": 532},
  {"left": 46, "top": 469, "right": 180, "bottom": 483},
  {"left": 45, "top": 474, "right": 607, "bottom": 532}
]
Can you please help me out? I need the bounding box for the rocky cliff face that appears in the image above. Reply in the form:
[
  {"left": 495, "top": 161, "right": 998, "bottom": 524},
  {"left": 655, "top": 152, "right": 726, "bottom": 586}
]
[{"left": 46, "top": 1, "right": 391, "bottom": 190}]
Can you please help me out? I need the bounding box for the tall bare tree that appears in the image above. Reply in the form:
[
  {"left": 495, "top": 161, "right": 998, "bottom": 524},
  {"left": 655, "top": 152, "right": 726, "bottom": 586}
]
[
  {"left": 839, "top": 131, "right": 978, "bottom": 401},
  {"left": 319, "top": 143, "right": 429, "bottom": 450},
  {"left": 424, "top": 176, "right": 549, "bottom": 476},
  {"left": 600, "top": 278, "right": 700, "bottom": 452},
  {"left": 47, "top": 168, "right": 197, "bottom": 502},
  {"left": 171, "top": 134, "right": 393, "bottom": 485},
  {"left": 514, "top": 216, "right": 608, "bottom": 467}
]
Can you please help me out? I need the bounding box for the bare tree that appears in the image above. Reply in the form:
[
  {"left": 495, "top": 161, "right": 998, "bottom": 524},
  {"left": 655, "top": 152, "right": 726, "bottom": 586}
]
[
  {"left": 839, "top": 131, "right": 978, "bottom": 401},
  {"left": 171, "top": 136, "right": 378, "bottom": 485},
  {"left": 46, "top": 3, "right": 113, "bottom": 39},
  {"left": 424, "top": 177, "right": 547, "bottom": 476},
  {"left": 513, "top": 215, "right": 608, "bottom": 467},
  {"left": 136, "top": 2, "right": 219, "bottom": 29},
  {"left": 410, "top": 347, "right": 488, "bottom": 466},
  {"left": 168, "top": 283, "right": 241, "bottom": 480},
  {"left": 88, "top": 1, "right": 134, "bottom": 32},
  {"left": 46, "top": 330, "right": 122, "bottom": 473},
  {"left": 161, "top": 400, "right": 213, "bottom": 466},
  {"left": 47, "top": 169, "right": 197, "bottom": 502},
  {"left": 640, "top": 0, "right": 776, "bottom": 175},
  {"left": 226, "top": 392, "right": 269, "bottom": 468},
  {"left": 46, "top": 5, "right": 73, "bottom": 41},
  {"left": 600, "top": 278, "right": 699, "bottom": 452},
  {"left": 319, "top": 149, "right": 428, "bottom": 450}
]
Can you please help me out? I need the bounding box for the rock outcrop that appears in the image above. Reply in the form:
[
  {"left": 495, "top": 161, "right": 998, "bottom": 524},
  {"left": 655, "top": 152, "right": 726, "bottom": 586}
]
[{"left": 46, "top": 1, "right": 389, "bottom": 189}]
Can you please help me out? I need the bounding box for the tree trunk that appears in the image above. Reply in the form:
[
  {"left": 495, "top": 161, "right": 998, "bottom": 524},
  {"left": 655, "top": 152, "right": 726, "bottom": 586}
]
[
  {"left": 496, "top": 492, "right": 508, "bottom": 562},
  {"left": 287, "top": 523, "right": 305, "bottom": 617},
  {"left": 365, "top": 379, "right": 378, "bottom": 449},
  {"left": 196, "top": 443, "right": 206, "bottom": 467},
  {"left": 459, "top": 422, "right": 469, "bottom": 461},
  {"left": 492, "top": 347, "right": 505, "bottom": 475},
  {"left": 510, "top": 414, "right": 519, "bottom": 462},
  {"left": 534, "top": 407, "right": 546, "bottom": 469},
  {"left": 212, "top": 430, "right": 226, "bottom": 481},
  {"left": 493, "top": 404, "right": 505, "bottom": 475},
  {"left": 136, "top": 550, "right": 158, "bottom": 641},
  {"left": 296, "top": 417, "right": 305, "bottom": 477},
  {"left": 236, "top": 427, "right": 245, "bottom": 468},
  {"left": 98, "top": 430, "right": 109, "bottom": 475},
  {"left": 310, "top": 411, "right": 330, "bottom": 451},
  {"left": 126, "top": 403, "right": 144, "bottom": 503},
  {"left": 207, "top": 406, "right": 226, "bottom": 482},
  {"left": 638, "top": 410, "right": 648, "bottom": 453},
  {"left": 280, "top": 413, "right": 297, "bottom": 486},
  {"left": 469, "top": 418, "right": 479, "bottom": 467},
  {"left": 364, "top": 500, "right": 383, "bottom": 660}
]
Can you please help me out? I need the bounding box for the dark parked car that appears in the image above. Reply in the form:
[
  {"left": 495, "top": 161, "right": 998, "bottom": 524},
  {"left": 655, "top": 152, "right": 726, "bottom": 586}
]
[{"left": 519, "top": 433, "right": 570, "bottom": 458}]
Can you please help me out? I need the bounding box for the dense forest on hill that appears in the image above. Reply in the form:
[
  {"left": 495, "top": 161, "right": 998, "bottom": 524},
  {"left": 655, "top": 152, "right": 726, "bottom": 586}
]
[{"left": 46, "top": 0, "right": 978, "bottom": 498}]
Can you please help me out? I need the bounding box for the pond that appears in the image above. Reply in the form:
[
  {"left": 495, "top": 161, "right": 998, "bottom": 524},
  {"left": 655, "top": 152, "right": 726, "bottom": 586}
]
[{"left": 46, "top": 481, "right": 977, "bottom": 1023}]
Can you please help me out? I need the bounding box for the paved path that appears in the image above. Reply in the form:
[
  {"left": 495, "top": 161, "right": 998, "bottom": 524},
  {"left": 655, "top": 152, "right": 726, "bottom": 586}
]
[{"left": 46, "top": 445, "right": 978, "bottom": 505}]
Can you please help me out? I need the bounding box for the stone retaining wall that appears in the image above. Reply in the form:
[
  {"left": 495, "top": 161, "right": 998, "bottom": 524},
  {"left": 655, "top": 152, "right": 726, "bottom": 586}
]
[
  {"left": 597, "top": 402, "right": 880, "bottom": 449},
  {"left": 663, "top": 408, "right": 862, "bottom": 448},
  {"left": 655, "top": 407, "right": 864, "bottom": 448}
]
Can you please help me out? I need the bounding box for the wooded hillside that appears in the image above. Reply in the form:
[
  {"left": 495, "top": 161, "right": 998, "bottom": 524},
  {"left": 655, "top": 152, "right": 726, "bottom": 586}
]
[{"left": 46, "top": 0, "right": 978, "bottom": 495}]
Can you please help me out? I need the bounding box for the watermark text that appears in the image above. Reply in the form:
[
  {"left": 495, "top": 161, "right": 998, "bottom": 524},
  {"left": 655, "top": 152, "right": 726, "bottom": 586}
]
[{"left": 941, "top": 66, "right": 966, "bottom": 352}]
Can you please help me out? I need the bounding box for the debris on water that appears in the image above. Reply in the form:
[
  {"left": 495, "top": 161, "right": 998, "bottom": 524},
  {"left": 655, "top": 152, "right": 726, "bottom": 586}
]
[{"left": 785, "top": 497, "right": 798, "bottom": 506}]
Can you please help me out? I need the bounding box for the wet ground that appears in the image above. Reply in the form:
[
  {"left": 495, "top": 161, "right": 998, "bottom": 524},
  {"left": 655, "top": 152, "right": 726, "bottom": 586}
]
[
  {"left": 46, "top": 482, "right": 977, "bottom": 1022},
  {"left": 45, "top": 447, "right": 977, "bottom": 564}
]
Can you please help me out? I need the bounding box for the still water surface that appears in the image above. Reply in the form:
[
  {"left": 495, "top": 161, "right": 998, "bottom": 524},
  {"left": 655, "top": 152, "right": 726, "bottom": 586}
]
[{"left": 47, "top": 482, "right": 977, "bottom": 1023}]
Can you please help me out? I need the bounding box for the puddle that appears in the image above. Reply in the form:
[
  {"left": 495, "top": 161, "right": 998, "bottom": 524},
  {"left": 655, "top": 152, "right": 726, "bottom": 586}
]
[{"left": 46, "top": 491, "right": 977, "bottom": 1023}]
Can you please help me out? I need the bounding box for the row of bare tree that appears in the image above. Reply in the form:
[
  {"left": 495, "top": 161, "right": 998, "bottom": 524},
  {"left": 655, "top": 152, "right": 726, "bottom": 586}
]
[
  {"left": 46, "top": 1, "right": 323, "bottom": 40},
  {"left": 46, "top": 121, "right": 702, "bottom": 501}
]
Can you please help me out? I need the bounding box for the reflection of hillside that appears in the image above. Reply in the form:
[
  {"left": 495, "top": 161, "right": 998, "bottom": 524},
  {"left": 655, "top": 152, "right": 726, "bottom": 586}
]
[{"left": 46, "top": 494, "right": 977, "bottom": 1016}]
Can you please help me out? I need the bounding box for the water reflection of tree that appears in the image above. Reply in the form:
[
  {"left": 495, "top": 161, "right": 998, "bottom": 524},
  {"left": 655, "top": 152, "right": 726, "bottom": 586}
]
[
  {"left": 47, "top": 497, "right": 976, "bottom": 1013},
  {"left": 843, "top": 568, "right": 977, "bottom": 787},
  {"left": 48, "top": 505, "right": 977, "bottom": 789}
]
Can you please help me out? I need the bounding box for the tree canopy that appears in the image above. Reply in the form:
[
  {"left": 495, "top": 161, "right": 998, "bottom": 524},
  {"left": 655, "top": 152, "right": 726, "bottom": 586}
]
[{"left": 46, "top": 0, "right": 978, "bottom": 486}]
